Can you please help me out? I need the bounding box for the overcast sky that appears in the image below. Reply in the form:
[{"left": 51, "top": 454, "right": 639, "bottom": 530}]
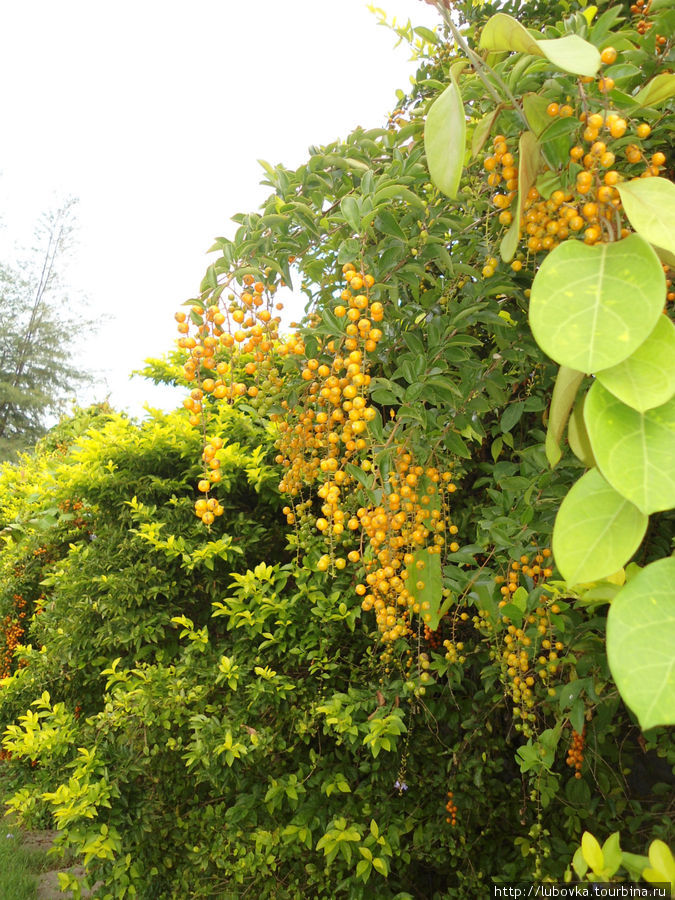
[{"left": 0, "top": 0, "right": 438, "bottom": 417}]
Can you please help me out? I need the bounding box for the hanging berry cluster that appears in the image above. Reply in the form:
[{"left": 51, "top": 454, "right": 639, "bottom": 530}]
[
  {"left": 272, "top": 264, "right": 460, "bottom": 644},
  {"left": 566, "top": 726, "right": 586, "bottom": 779},
  {"left": 175, "top": 272, "right": 284, "bottom": 523},
  {"left": 0, "top": 594, "right": 26, "bottom": 679}
]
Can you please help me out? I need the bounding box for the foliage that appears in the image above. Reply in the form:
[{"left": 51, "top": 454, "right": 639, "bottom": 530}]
[
  {"left": 0, "top": 199, "right": 94, "bottom": 460},
  {"left": 0, "top": 0, "right": 674, "bottom": 897}
]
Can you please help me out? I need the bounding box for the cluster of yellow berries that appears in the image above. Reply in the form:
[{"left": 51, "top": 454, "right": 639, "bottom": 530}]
[
  {"left": 175, "top": 272, "right": 286, "bottom": 518},
  {"left": 354, "top": 460, "right": 458, "bottom": 642},
  {"left": 272, "top": 264, "right": 462, "bottom": 644},
  {"left": 484, "top": 64, "right": 667, "bottom": 269},
  {"left": 473, "top": 553, "right": 564, "bottom": 736},
  {"left": 496, "top": 550, "right": 553, "bottom": 597}
]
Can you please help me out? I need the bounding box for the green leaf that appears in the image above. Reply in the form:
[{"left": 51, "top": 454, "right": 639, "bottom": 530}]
[
  {"left": 545, "top": 366, "right": 585, "bottom": 467},
  {"left": 471, "top": 108, "right": 501, "bottom": 159},
  {"left": 552, "top": 468, "right": 648, "bottom": 585},
  {"left": 340, "top": 196, "right": 361, "bottom": 233},
  {"left": 581, "top": 832, "right": 605, "bottom": 874},
  {"left": 372, "top": 857, "right": 389, "bottom": 877},
  {"left": 568, "top": 392, "right": 596, "bottom": 468},
  {"left": 584, "top": 381, "right": 675, "bottom": 515},
  {"left": 444, "top": 430, "right": 471, "bottom": 459},
  {"left": 596, "top": 315, "right": 675, "bottom": 412},
  {"left": 424, "top": 73, "right": 466, "bottom": 199},
  {"left": 479, "top": 13, "right": 601, "bottom": 76},
  {"left": 529, "top": 234, "right": 665, "bottom": 372},
  {"left": 414, "top": 25, "right": 440, "bottom": 45},
  {"left": 633, "top": 73, "right": 675, "bottom": 109},
  {"left": 617, "top": 177, "right": 675, "bottom": 258},
  {"left": 500, "top": 131, "right": 541, "bottom": 262},
  {"left": 522, "top": 93, "right": 551, "bottom": 138},
  {"left": 501, "top": 401, "right": 525, "bottom": 433},
  {"left": 409, "top": 546, "right": 443, "bottom": 630},
  {"left": 607, "top": 558, "right": 675, "bottom": 730}
]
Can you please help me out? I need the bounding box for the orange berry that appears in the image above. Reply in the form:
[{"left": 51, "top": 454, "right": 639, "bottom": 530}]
[
  {"left": 546, "top": 102, "right": 560, "bottom": 117},
  {"left": 601, "top": 46, "right": 618, "bottom": 65},
  {"left": 636, "top": 123, "right": 651, "bottom": 139}
]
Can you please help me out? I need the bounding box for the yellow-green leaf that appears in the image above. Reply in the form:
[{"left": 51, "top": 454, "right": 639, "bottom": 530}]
[
  {"left": 552, "top": 469, "right": 648, "bottom": 585},
  {"left": 581, "top": 832, "right": 605, "bottom": 874},
  {"left": 545, "top": 366, "right": 585, "bottom": 467},
  {"left": 634, "top": 73, "right": 675, "bottom": 109},
  {"left": 479, "top": 13, "right": 600, "bottom": 77},
  {"left": 617, "top": 177, "right": 675, "bottom": 258},
  {"left": 607, "top": 559, "right": 675, "bottom": 731},
  {"left": 424, "top": 74, "right": 466, "bottom": 199},
  {"left": 529, "top": 234, "right": 665, "bottom": 372},
  {"left": 596, "top": 315, "right": 675, "bottom": 412},
  {"left": 500, "top": 131, "right": 542, "bottom": 262}
]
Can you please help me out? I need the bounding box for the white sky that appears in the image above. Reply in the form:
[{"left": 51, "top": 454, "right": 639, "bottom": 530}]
[{"left": 0, "top": 0, "right": 438, "bottom": 418}]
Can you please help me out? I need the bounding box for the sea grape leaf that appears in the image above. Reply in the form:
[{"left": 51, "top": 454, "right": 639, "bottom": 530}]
[
  {"left": 607, "top": 557, "right": 675, "bottom": 730},
  {"left": 617, "top": 177, "right": 675, "bottom": 258},
  {"left": 596, "top": 315, "right": 675, "bottom": 412},
  {"left": 552, "top": 468, "right": 648, "bottom": 585},
  {"left": 584, "top": 381, "right": 675, "bottom": 515},
  {"left": 424, "top": 73, "right": 466, "bottom": 199},
  {"left": 529, "top": 234, "right": 665, "bottom": 372}
]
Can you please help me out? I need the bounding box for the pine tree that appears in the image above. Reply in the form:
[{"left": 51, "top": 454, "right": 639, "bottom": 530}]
[{"left": 0, "top": 199, "right": 93, "bottom": 459}]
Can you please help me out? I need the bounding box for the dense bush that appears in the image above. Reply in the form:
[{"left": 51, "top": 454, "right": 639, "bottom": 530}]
[{"left": 1, "top": 0, "right": 673, "bottom": 897}]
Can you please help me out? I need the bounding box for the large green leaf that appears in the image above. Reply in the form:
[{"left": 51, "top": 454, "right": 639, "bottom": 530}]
[
  {"left": 529, "top": 234, "right": 665, "bottom": 372},
  {"left": 596, "top": 315, "right": 675, "bottom": 412},
  {"left": 607, "top": 557, "right": 675, "bottom": 730},
  {"left": 545, "top": 366, "right": 585, "bottom": 467},
  {"left": 584, "top": 381, "right": 675, "bottom": 515},
  {"left": 479, "top": 13, "right": 600, "bottom": 77},
  {"left": 617, "top": 178, "right": 675, "bottom": 258},
  {"left": 424, "top": 74, "right": 466, "bottom": 199},
  {"left": 500, "top": 131, "right": 541, "bottom": 262},
  {"left": 552, "top": 468, "right": 648, "bottom": 585},
  {"left": 633, "top": 73, "right": 675, "bottom": 109}
]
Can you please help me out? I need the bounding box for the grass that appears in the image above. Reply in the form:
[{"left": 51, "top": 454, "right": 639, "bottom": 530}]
[{"left": 0, "top": 825, "right": 42, "bottom": 900}]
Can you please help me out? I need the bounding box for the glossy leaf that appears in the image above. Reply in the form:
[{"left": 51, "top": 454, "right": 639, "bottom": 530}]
[
  {"left": 634, "top": 73, "right": 675, "bottom": 109},
  {"left": 424, "top": 74, "right": 466, "bottom": 199},
  {"left": 596, "top": 315, "right": 675, "bottom": 412},
  {"left": 500, "top": 131, "right": 541, "bottom": 262},
  {"left": 545, "top": 366, "right": 585, "bottom": 467},
  {"left": 479, "top": 13, "right": 601, "bottom": 76},
  {"left": 584, "top": 381, "right": 675, "bottom": 515},
  {"left": 529, "top": 234, "right": 665, "bottom": 372},
  {"left": 617, "top": 177, "right": 675, "bottom": 258},
  {"left": 607, "top": 558, "right": 675, "bottom": 730},
  {"left": 552, "top": 468, "right": 648, "bottom": 585}
]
